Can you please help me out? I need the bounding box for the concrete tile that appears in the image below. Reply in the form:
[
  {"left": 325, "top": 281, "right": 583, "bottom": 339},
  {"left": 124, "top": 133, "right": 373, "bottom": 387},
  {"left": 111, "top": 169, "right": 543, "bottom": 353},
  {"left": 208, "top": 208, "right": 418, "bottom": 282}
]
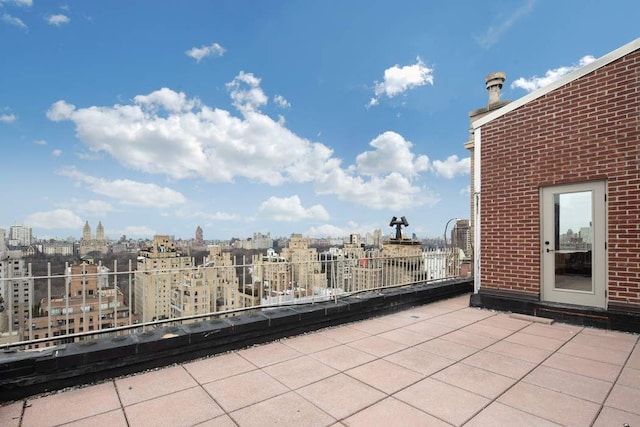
[
  {"left": 345, "top": 359, "right": 423, "bottom": 394},
  {"left": 605, "top": 383, "right": 640, "bottom": 415},
  {"left": 125, "top": 386, "right": 223, "bottom": 427},
  {"left": 476, "top": 313, "right": 532, "bottom": 331},
  {"left": 61, "top": 409, "right": 127, "bottom": 427},
  {"left": 414, "top": 337, "right": 478, "bottom": 361},
  {"left": 627, "top": 344, "right": 640, "bottom": 369},
  {"left": 194, "top": 414, "right": 237, "bottom": 427},
  {"left": 460, "top": 322, "right": 516, "bottom": 340},
  {"left": 520, "top": 323, "right": 580, "bottom": 341},
  {"left": 463, "top": 350, "right": 536, "bottom": 379},
  {"left": 592, "top": 406, "right": 640, "bottom": 427},
  {"left": 404, "top": 320, "right": 455, "bottom": 337},
  {"left": 281, "top": 332, "right": 340, "bottom": 354},
  {"left": 202, "top": 369, "right": 288, "bottom": 412},
  {"left": 0, "top": 401, "right": 24, "bottom": 427},
  {"left": 116, "top": 365, "right": 198, "bottom": 406},
  {"left": 432, "top": 363, "right": 516, "bottom": 399},
  {"left": 311, "top": 344, "right": 376, "bottom": 371},
  {"left": 22, "top": 382, "right": 120, "bottom": 427},
  {"left": 346, "top": 335, "right": 408, "bottom": 357},
  {"left": 263, "top": 355, "right": 338, "bottom": 389},
  {"left": 384, "top": 347, "right": 455, "bottom": 376},
  {"left": 377, "top": 328, "right": 430, "bottom": 346},
  {"left": 183, "top": 352, "right": 256, "bottom": 384},
  {"left": 571, "top": 332, "right": 638, "bottom": 353},
  {"left": 559, "top": 340, "right": 630, "bottom": 365},
  {"left": 238, "top": 341, "right": 303, "bottom": 368},
  {"left": 348, "top": 319, "right": 396, "bottom": 335},
  {"left": 618, "top": 366, "right": 640, "bottom": 389},
  {"left": 342, "top": 397, "right": 451, "bottom": 427},
  {"left": 498, "top": 382, "right": 600, "bottom": 427},
  {"left": 465, "top": 402, "right": 562, "bottom": 427},
  {"left": 505, "top": 331, "right": 565, "bottom": 351},
  {"left": 428, "top": 313, "right": 477, "bottom": 329},
  {"left": 440, "top": 329, "right": 497, "bottom": 349},
  {"left": 395, "top": 377, "right": 490, "bottom": 426},
  {"left": 297, "top": 373, "right": 385, "bottom": 420},
  {"left": 523, "top": 365, "right": 613, "bottom": 403},
  {"left": 543, "top": 352, "right": 622, "bottom": 382},
  {"left": 484, "top": 339, "right": 552, "bottom": 364},
  {"left": 319, "top": 326, "right": 370, "bottom": 343},
  {"left": 446, "top": 307, "right": 496, "bottom": 322},
  {"left": 465, "top": 402, "right": 560, "bottom": 427},
  {"left": 231, "top": 391, "right": 335, "bottom": 427}
]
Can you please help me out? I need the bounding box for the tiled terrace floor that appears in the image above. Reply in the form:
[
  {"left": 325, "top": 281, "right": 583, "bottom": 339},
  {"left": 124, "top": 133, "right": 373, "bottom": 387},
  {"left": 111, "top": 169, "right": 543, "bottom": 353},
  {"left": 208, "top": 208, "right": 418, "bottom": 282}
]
[{"left": 2, "top": 293, "right": 640, "bottom": 426}]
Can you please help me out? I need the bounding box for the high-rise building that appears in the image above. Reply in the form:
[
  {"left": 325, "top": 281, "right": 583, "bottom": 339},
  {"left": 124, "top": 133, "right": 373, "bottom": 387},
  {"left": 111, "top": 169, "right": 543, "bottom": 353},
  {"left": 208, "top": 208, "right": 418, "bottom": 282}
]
[
  {"left": 0, "top": 252, "right": 34, "bottom": 338},
  {"left": 9, "top": 224, "right": 32, "bottom": 247},
  {"left": 451, "top": 219, "right": 471, "bottom": 257},
  {"left": 195, "top": 226, "right": 203, "bottom": 244},
  {"left": 134, "top": 235, "right": 193, "bottom": 323},
  {"left": 0, "top": 228, "right": 6, "bottom": 253},
  {"left": 79, "top": 221, "right": 108, "bottom": 257}
]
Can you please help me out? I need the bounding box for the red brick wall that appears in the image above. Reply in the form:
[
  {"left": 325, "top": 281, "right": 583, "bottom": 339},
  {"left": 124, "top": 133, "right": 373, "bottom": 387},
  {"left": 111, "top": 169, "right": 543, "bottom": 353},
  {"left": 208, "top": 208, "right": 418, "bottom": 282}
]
[{"left": 480, "top": 49, "right": 640, "bottom": 305}]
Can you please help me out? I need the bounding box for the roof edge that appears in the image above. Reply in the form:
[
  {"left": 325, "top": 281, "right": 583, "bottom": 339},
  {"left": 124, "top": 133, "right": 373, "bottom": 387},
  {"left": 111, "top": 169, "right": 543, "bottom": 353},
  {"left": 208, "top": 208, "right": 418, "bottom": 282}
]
[{"left": 473, "top": 37, "right": 640, "bottom": 130}]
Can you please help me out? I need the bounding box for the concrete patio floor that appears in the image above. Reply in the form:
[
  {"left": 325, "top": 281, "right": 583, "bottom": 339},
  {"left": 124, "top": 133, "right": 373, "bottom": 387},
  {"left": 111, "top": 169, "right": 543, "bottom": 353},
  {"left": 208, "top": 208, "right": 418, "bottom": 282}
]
[{"left": 1, "top": 293, "right": 639, "bottom": 426}]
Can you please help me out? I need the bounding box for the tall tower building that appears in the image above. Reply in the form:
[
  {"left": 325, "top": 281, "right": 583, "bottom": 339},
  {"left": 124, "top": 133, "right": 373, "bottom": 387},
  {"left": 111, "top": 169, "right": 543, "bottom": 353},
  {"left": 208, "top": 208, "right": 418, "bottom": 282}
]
[
  {"left": 0, "top": 253, "right": 34, "bottom": 338},
  {"left": 82, "top": 221, "right": 91, "bottom": 241},
  {"left": 134, "top": 235, "right": 193, "bottom": 323},
  {"left": 195, "top": 226, "right": 203, "bottom": 244},
  {"left": 96, "top": 221, "right": 105, "bottom": 241},
  {"left": 79, "top": 221, "right": 108, "bottom": 257},
  {"left": 9, "top": 224, "right": 32, "bottom": 246}
]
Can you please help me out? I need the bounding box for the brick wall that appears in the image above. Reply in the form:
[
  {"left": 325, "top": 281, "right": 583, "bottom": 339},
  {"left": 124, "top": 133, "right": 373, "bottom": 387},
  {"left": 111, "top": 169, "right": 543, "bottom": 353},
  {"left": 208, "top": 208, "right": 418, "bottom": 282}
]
[{"left": 479, "top": 49, "right": 640, "bottom": 305}]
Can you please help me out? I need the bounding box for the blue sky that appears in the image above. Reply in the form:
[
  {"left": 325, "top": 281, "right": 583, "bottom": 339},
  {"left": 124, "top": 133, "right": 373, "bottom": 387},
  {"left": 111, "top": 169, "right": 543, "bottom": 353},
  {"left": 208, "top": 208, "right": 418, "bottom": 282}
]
[{"left": 1, "top": 0, "right": 638, "bottom": 241}]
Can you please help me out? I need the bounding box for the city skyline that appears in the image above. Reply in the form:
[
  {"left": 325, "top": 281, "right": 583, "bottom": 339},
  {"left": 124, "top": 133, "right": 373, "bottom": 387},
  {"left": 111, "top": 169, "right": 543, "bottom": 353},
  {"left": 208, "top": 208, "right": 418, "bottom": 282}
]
[{"left": 1, "top": 0, "right": 638, "bottom": 240}]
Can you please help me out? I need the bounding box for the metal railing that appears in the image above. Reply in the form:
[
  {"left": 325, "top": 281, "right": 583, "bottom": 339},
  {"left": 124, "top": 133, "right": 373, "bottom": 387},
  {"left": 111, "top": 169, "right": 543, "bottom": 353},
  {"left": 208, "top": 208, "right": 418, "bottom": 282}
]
[{"left": 0, "top": 248, "right": 464, "bottom": 350}]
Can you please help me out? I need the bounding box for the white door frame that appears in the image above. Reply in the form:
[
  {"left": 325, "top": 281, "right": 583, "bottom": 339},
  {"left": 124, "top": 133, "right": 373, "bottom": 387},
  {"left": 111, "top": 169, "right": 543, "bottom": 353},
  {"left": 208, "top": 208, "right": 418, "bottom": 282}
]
[{"left": 540, "top": 181, "right": 607, "bottom": 308}]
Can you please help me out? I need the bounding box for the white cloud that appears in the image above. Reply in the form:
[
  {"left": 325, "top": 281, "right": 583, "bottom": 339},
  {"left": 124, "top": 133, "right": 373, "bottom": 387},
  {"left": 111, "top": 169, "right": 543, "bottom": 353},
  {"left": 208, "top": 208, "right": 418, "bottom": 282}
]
[
  {"left": 356, "top": 131, "right": 430, "bottom": 178},
  {"left": 4, "top": 0, "right": 33, "bottom": 6},
  {"left": 0, "top": 113, "right": 16, "bottom": 123},
  {"left": 273, "top": 94, "right": 290, "bottom": 109},
  {"left": 34, "top": 139, "right": 47, "bottom": 145},
  {"left": 369, "top": 57, "right": 434, "bottom": 107},
  {"left": 258, "top": 195, "right": 329, "bottom": 222},
  {"left": 24, "top": 209, "right": 83, "bottom": 229},
  {"left": 2, "top": 13, "right": 27, "bottom": 30},
  {"left": 432, "top": 155, "right": 470, "bottom": 179},
  {"left": 475, "top": 0, "right": 535, "bottom": 48},
  {"left": 76, "top": 200, "right": 118, "bottom": 216},
  {"left": 47, "top": 14, "right": 70, "bottom": 26},
  {"left": 185, "top": 42, "right": 225, "bottom": 62},
  {"left": 57, "top": 167, "right": 187, "bottom": 207},
  {"left": 305, "top": 221, "right": 374, "bottom": 239},
  {"left": 511, "top": 55, "right": 597, "bottom": 92},
  {"left": 52, "top": 149, "right": 63, "bottom": 156},
  {"left": 459, "top": 185, "right": 470, "bottom": 196},
  {"left": 47, "top": 74, "right": 445, "bottom": 212}
]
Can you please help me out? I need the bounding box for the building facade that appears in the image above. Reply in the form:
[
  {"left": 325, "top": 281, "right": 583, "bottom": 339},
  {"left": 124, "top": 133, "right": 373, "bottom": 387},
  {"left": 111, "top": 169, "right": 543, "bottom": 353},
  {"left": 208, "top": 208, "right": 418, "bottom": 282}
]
[
  {"left": 79, "top": 221, "right": 108, "bottom": 257},
  {"left": 470, "top": 38, "right": 640, "bottom": 330}
]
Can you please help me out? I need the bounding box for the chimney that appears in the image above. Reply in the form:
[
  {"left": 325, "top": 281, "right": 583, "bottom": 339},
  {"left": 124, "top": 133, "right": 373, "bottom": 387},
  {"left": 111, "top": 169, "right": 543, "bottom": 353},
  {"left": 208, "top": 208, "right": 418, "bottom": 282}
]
[{"left": 485, "top": 72, "right": 506, "bottom": 106}]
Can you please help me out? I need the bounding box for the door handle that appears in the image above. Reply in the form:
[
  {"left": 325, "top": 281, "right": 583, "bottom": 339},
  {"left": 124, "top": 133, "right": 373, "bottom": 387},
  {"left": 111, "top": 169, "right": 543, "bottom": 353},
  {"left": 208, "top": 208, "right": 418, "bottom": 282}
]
[{"left": 546, "top": 248, "right": 554, "bottom": 253}]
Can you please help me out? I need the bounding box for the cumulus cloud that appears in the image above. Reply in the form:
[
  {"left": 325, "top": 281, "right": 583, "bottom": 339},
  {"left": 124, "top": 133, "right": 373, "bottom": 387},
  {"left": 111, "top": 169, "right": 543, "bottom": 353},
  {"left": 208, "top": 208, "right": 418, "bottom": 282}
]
[
  {"left": 120, "top": 225, "right": 156, "bottom": 238},
  {"left": 368, "top": 57, "right": 434, "bottom": 107},
  {"left": 4, "top": 0, "right": 33, "bottom": 6},
  {"left": 52, "top": 149, "right": 63, "bottom": 156},
  {"left": 47, "top": 14, "right": 70, "bottom": 26},
  {"left": 34, "top": 139, "right": 47, "bottom": 145},
  {"left": 57, "top": 167, "right": 187, "bottom": 207},
  {"left": 47, "top": 72, "right": 450, "bottom": 212},
  {"left": 356, "top": 131, "right": 430, "bottom": 178},
  {"left": 185, "top": 42, "right": 225, "bottom": 62},
  {"left": 24, "top": 209, "right": 83, "bottom": 229},
  {"left": 273, "top": 94, "right": 290, "bottom": 109},
  {"left": 0, "top": 113, "right": 16, "bottom": 123},
  {"left": 475, "top": 0, "right": 535, "bottom": 49},
  {"left": 258, "top": 195, "right": 329, "bottom": 222},
  {"left": 76, "top": 200, "right": 118, "bottom": 216},
  {"left": 511, "top": 55, "right": 597, "bottom": 92},
  {"left": 432, "top": 155, "right": 470, "bottom": 179},
  {"left": 2, "top": 13, "right": 27, "bottom": 30}
]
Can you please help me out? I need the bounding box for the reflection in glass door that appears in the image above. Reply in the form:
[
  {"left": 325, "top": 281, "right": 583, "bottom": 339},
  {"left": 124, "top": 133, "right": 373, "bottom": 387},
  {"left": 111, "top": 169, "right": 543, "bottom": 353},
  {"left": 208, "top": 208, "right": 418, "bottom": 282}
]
[{"left": 541, "top": 181, "right": 606, "bottom": 308}]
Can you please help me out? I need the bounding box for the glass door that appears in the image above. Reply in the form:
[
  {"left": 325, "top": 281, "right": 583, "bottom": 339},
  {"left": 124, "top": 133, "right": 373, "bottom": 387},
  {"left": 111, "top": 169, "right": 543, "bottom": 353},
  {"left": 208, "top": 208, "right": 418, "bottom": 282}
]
[{"left": 541, "top": 181, "right": 606, "bottom": 308}]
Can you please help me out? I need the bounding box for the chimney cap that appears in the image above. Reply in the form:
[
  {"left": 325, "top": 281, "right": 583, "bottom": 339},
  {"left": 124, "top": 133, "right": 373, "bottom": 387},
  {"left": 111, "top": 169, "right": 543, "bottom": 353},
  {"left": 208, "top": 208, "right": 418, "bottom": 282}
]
[{"left": 485, "top": 72, "right": 506, "bottom": 88}]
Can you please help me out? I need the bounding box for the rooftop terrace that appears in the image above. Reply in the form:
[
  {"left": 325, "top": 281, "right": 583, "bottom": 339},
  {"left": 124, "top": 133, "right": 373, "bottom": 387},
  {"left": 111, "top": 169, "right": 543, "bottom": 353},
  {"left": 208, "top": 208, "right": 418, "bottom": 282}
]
[{"left": 2, "top": 293, "right": 639, "bottom": 427}]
